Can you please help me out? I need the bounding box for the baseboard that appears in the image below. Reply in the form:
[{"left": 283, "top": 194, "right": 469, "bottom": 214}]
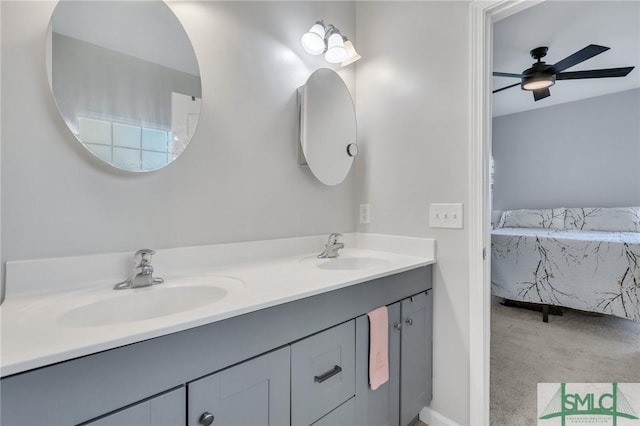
[{"left": 420, "top": 406, "right": 461, "bottom": 426}]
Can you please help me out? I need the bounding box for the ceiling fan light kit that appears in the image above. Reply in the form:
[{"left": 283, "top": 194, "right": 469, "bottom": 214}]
[
  {"left": 522, "top": 74, "right": 555, "bottom": 91},
  {"left": 493, "top": 44, "right": 635, "bottom": 102},
  {"left": 520, "top": 47, "right": 555, "bottom": 91}
]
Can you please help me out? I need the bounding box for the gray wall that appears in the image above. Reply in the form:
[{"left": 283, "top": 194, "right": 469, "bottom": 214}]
[
  {"left": 1, "top": 1, "right": 356, "bottom": 271},
  {"left": 493, "top": 88, "right": 640, "bottom": 212},
  {"left": 3, "top": 2, "right": 478, "bottom": 423},
  {"left": 355, "top": 2, "right": 471, "bottom": 424}
]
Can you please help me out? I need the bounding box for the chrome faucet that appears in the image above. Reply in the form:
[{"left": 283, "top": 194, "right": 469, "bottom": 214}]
[
  {"left": 114, "top": 249, "right": 164, "bottom": 290},
  {"left": 318, "top": 233, "right": 344, "bottom": 259}
]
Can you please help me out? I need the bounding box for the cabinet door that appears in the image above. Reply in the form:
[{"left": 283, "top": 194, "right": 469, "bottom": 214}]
[
  {"left": 188, "top": 347, "right": 290, "bottom": 426},
  {"left": 400, "top": 290, "right": 433, "bottom": 426},
  {"left": 84, "top": 387, "right": 185, "bottom": 426},
  {"left": 354, "top": 303, "right": 400, "bottom": 426}
]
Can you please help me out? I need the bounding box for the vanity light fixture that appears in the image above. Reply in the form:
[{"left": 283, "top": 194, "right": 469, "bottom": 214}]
[
  {"left": 301, "top": 21, "right": 326, "bottom": 55},
  {"left": 341, "top": 39, "right": 361, "bottom": 67},
  {"left": 324, "top": 28, "right": 348, "bottom": 63},
  {"left": 301, "top": 21, "right": 361, "bottom": 66}
]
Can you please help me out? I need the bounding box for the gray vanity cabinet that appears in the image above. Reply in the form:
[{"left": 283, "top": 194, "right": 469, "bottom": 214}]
[
  {"left": 1, "top": 267, "right": 432, "bottom": 426},
  {"left": 400, "top": 291, "right": 433, "bottom": 426},
  {"left": 84, "top": 388, "right": 185, "bottom": 426},
  {"left": 354, "top": 302, "right": 401, "bottom": 426},
  {"left": 311, "top": 398, "right": 356, "bottom": 426},
  {"left": 355, "top": 290, "right": 433, "bottom": 426},
  {"left": 187, "top": 347, "right": 290, "bottom": 426}
]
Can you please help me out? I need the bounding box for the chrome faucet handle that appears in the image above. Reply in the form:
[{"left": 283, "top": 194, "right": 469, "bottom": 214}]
[
  {"left": 114, "top": 249, "right": 163, "bottom": 290},
  {"left": 327, "top": 233, "right": 343, "bottom": 244},
  {"left": 134, "top": 248, "right": 156, "bottom": 266},
  {"left": 317, "top": 233, "right": 344, "bottom": 259}
]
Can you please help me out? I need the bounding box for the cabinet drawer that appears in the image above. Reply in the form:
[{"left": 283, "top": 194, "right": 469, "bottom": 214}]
[
  {"left": 291, "top": 320, "right": 356, "bottom": 426},
  {"left": 311, "top": 397, "right": 356, "bottom": 426}
]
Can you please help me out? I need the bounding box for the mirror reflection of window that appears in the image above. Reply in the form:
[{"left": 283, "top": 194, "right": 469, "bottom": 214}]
[{"left": 77, "top": 115, "right": 190, "bottom": 172}]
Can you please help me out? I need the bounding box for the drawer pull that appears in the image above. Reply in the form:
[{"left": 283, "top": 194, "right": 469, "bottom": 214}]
[{"left": 314, "top": 365, "right": 342, "bottom": 383}]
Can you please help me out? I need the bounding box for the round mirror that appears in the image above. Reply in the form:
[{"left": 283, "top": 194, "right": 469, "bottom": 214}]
[
  {"left": 46, "top": 1, "right": 202, "bottom": 172},
  {"left": 299, "top": 68, "right": 357, "bottom": 186}
]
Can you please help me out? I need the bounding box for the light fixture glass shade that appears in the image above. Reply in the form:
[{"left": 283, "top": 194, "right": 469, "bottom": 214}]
[
  {"left": 341, "top": 40, "right": 361, "bottom": 67},
  {"left": 522, "top": 75, "right": 555, "bottom": 91},
  {"left": 301, "top": 23, "right": 326, "bottom": 55},
  {"left": 324, "top": 33, "right": 348, "bottom": 63}
]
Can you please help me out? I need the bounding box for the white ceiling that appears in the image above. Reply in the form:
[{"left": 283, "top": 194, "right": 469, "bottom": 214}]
[{"left": 492, "top": 1, "right": 640, "bottom": 117}]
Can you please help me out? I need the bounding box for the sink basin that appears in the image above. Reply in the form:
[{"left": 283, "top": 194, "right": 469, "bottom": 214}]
[
  {"left": 300, "top": 253, "right": 391, "bottom": 271},
  {"left": 53, "top": 276, "right": 244, "bottom": 327}
]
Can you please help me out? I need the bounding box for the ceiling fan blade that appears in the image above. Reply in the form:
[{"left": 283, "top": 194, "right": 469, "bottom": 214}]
[
  {"left": 552, "top": 44, "right": 609, "bottom": 72},
  {"left": 493, "top": 72, "right": 523, "bottom": 78},
  {"left": 493, "top": 82, "right": 520, "bottom": 93},
  {"left": 533, "top": 88, "right": 550, "bottom": 102},
  {"left": 556, "top": 67, "right": 635, "bottom": 80}
]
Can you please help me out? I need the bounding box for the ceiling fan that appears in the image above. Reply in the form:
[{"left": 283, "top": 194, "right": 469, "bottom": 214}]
[{"left": 493, "top": 44, "right": 635, "bottom": 101}]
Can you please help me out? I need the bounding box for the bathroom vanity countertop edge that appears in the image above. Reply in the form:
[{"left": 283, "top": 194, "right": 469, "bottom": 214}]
[{"left": 1, "top": 247, "right": 435, "bottom": 377}]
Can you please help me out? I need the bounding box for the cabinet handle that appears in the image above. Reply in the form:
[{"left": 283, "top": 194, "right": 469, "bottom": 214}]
[
  {"left": 199, "top": 412, "right": 214, "bottom": 426},
  {"left": 314, "top": 365, "right": 342, "bottom": 383},
  {"left": 393, "top": 322, "right": 402, "bottom": 330},
  {"left": 405, "top": 318, "right": 413, "bottom": 326}
]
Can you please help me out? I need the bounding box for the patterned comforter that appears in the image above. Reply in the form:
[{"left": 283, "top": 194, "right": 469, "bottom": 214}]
[{"left": 491, "top": 227, "right": 640, "bottom": 322}]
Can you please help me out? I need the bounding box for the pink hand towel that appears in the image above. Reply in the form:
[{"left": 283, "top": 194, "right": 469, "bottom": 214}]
[{"left": 367, "top": 306, "right": 389, "bottom": 390}]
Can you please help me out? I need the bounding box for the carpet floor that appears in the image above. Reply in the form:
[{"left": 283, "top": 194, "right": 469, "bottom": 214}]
[{"left": 490, "top": 298, "right": 640, "bottom": 426}]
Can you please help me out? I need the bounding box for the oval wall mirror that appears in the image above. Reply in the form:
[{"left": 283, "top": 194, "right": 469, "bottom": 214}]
[
  {"left": 299, "top": 68, "right": 357, "bottom": 186},
  {"left": 46, "top": 0, "right": 202, "bottom": 172}
]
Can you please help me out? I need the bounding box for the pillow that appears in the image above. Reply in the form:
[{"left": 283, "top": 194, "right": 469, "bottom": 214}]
[
  {"left": 498, "top": 208, "right": 566, "bottom": 229},
  {"left": 565, "top": 207, "right": 640, "bottom": 232}
]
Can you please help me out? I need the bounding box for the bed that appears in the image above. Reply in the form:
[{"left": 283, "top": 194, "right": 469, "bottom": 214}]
[{"left": 491, "top": 207, "right": 640, "bottom": 322}]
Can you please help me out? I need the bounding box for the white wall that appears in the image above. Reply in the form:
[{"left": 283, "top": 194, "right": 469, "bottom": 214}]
[
  {"left": 493, "top": 88, "right": 640, "bottom": 212},
  {"left": 355, "top": 2, "right": 471, "bottom": 424},
  {"left": 0, "top": 1, "right": 356, "bottom": 291}
]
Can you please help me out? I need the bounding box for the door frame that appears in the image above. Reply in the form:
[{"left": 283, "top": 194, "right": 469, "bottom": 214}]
[{"left": 468, "top": 1, "right": 544, "bottom": 424}]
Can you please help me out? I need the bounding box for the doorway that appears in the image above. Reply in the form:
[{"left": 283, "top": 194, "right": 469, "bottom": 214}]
[{"left": 472, "top": 1, "right": 640, "bottom": 424}]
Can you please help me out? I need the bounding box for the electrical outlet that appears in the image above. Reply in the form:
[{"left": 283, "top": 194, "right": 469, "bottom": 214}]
[
  {"left": 360, "top": 204, "right": 370, "bottom": 224},
  {"left": 430, "top": 203, "right": 463, "bottom": 229}
]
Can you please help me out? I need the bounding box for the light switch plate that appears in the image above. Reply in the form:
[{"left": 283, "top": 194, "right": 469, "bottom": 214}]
[{"left": 430, "top": 203, "right": 463, "bottom": 229}]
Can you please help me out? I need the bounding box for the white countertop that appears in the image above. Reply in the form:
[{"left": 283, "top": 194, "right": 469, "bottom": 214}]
[{"left": 0, "top": 233, "right": 435, "bottom": 377}]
